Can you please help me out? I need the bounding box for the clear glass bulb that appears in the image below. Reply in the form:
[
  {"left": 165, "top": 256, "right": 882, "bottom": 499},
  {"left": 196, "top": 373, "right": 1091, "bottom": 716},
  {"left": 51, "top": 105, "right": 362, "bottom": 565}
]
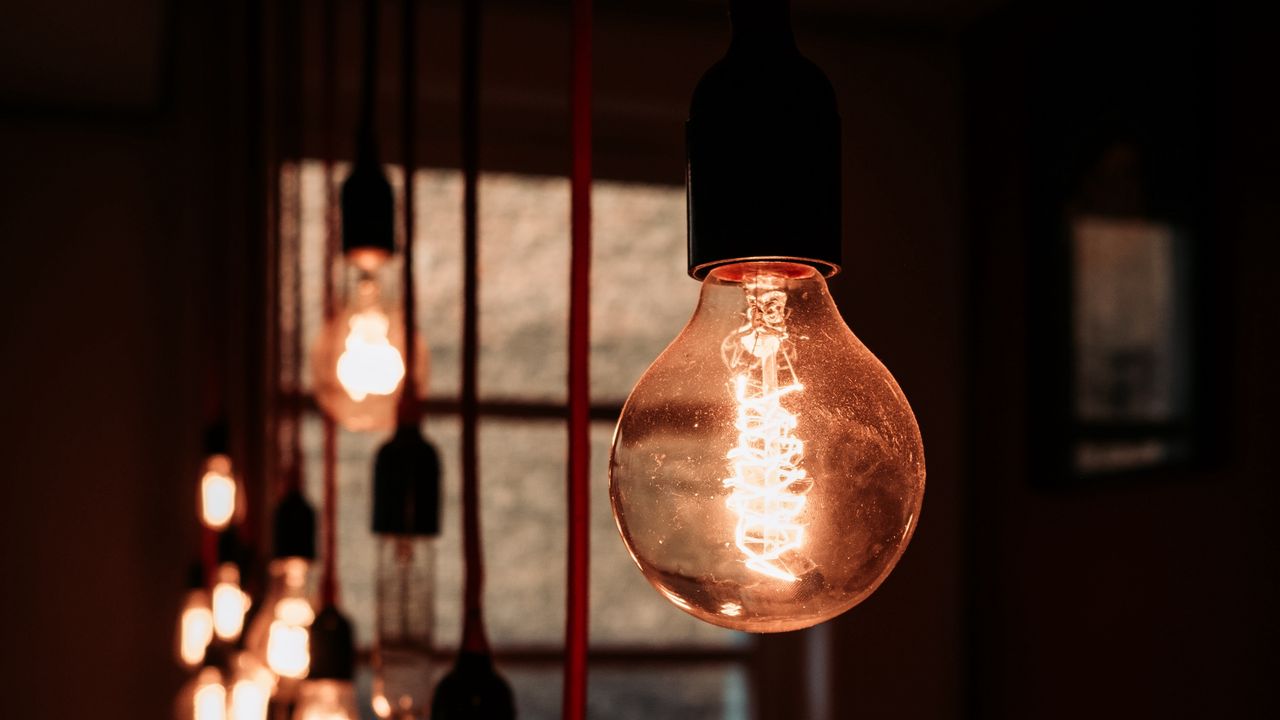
[
  {"left": 200, "top": 454, "right": 237, "bottom": 530},
  {"left": 294, "top": 679, "right": 360, "bottom": 720},
  {"left": 312, "top": 258, "right": 425, "bottom": 432},
  {"left": 212, "top": 563, "right": 251, "bottom": 642},
  {"left": 610, "top": 262, "right": 925, "bottom": 632},
  {"left": 372, "top": 536, "right": 435, "bottom": 718},
  {"left": 176, "top": 588, "right": 214, "bottom": 667},
  {"left": 246, "top": 557, "right": 314, "bottom": 680}
]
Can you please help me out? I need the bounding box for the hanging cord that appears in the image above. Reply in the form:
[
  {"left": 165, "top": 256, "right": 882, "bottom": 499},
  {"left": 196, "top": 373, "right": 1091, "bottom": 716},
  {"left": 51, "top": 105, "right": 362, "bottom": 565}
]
[
  {"left": 358, "top": 0, "right": 380, "bottom": 149},
  {"left": 564, "top": 0, "right": 593, "bottom": 717},
  {"left": 398, "top": 0, "right": 419, "bottom": 425},
  {"left": 459, "top": 0, "right": 490, "bottom": 655},
  {"left": 320, "top": 0, "right": 340, "bottom": 608}
]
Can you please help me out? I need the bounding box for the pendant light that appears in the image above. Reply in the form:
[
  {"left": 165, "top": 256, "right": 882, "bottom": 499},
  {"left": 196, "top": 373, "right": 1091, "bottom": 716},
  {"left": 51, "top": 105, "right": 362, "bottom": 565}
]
[
  {"left": 608, "top": 0, "right": 926, "bottom": 633},
  {"left": 199, "top": 422, "right": 239, "bottom": 530},
  {"left": 370, "top": 0, "right": 443, "bottom": 713},
  {"left": 211, "top": 530, "right": 252, "bottom": 643},
  {"left": 310, "top": 0, "right": 425, "bottom": 432},
  {"left": 176, "top": 562, "right": 215, "bottom": 668},
  {"left": 431, "top": 1, "right": 515, "bottom": 716}
]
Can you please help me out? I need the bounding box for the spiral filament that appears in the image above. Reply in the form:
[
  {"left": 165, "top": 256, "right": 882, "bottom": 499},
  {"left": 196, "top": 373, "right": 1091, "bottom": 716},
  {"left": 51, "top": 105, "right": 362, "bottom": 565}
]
[
  {"left": 336, "top": 308, "right": 405, "bottom": 402},
  {"left": 721, "top": 278, "right": 815, "bottom": 582}
]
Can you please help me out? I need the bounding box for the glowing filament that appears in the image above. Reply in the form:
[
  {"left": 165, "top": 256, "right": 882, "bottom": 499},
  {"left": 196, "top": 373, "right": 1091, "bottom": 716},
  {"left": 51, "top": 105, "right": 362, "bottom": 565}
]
[
  {"left": 336, "top": 310, "right": 405, "bottom": 402},
  {"left": 201, "top": 456, "right": 236, "bottom": 530},
  {"left": 180, "top": 601, "right": 214, "bottom": 667},
  {"left": 722, "top": 282, "right": 814, "bottom": 582}
]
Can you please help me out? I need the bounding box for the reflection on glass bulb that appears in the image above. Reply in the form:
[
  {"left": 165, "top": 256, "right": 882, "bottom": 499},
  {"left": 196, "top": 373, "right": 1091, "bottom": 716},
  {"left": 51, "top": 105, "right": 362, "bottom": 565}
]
[
  {"left": 610, "top": 262, "right": 925, "bottom": 633},
  {"left": 212, "top": 564, "right": 250, "bottom": 642},
  {"left": 177, "top": 589, "right": 214, "bottom": 667},
  {"left": 201, "top": 455, "right": 236, "bottom": 530},
  {"left": 294, "top": 679, "right": 359, "bottom": 720}
]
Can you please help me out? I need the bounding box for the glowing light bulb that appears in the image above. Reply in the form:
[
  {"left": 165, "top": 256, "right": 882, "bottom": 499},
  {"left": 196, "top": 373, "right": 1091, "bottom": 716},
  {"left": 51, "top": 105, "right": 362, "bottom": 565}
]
[
  {"left": 201, "top": 455, "right": 237, "bottom": 530},
  {"left": 177, "top": 588, "right": 214, "bottom": 667},
  {"left": 228, "top": 653, "right": 276, "bottom": 720},
  {"left": 610, "top": 262, "right": 925, "bottom": 632},
  {"left": 294, "top": 679, "right": 359, "bottom": 720},
  {"left": 193, "top": 668, "right": 228, "bottom": 720},
  {"left": 313, "top": 268, "right": 424, "bottom": 432},
  {"left": 247, "top": 557, "right": 314, "bottom": 680},
  {"left": 212, "top": 563, "right": 251, "bottom": 642}
]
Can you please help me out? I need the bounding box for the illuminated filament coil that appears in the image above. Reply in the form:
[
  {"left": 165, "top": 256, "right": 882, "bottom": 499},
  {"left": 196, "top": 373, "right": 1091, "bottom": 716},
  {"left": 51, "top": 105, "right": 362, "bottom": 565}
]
[{"left": 722, "top": 282, "right": 815, "bottom": 582}]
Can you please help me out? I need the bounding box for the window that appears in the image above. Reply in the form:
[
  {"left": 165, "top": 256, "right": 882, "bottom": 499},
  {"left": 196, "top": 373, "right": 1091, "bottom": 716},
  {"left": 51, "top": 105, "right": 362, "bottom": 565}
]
[{"left": 280, "top": 161, "right": 752, "bottom": 719}]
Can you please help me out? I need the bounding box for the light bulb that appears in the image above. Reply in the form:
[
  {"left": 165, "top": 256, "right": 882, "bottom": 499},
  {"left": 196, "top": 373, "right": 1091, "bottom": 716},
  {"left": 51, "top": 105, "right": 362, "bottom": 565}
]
[
  {"left": 313, "top": 263, "right": 424, "bottom": 432},
  {"left": 610, "top": 262, "right": 925, "bottom": 632},
  {"left": 228, "top": 652, "right": 276, "bottom": 720},
  {"left": 212, "top": 563, "right": 251, "bottom": 642},
  {"left": 201, "top": 454, "right": 237, "bottom": 530},
  {"left": 192, "top": 668, "right": 228, "bottom": 720},
  {"left": 177, "top": 588, "right": 214, "bottom": 667},
  {"left": 247, "top": 557, "right": 314, "bottom": 680},
  {"left": 294, "top": 679, "right": 360, "bottom": 720},
  {"left": 372, "top": 536, "right": 435, "bottom": 718}
]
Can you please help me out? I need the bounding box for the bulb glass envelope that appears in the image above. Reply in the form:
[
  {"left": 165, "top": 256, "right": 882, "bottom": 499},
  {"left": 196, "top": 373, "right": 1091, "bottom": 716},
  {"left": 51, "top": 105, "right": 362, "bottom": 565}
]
[{"left": 610, "top": 262, "right": 924, "bottom": 632}]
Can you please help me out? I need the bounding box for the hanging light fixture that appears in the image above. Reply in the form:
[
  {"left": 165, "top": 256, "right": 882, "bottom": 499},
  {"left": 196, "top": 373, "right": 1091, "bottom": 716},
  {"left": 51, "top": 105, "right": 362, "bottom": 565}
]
[
  {"left": 211, "top": 532, "right": 252, "bottom": 643},
  {"left": 432, "top": 0, "right": 515, "bottom": 716},
  {"left": 608, "top": 0, "right": 926, "bottom": 633},
  {"left": 199, "top": 423, "right": 239, "bottom": 530},
  {"left": 310, "top": 0, "right": 425, "bottom": 432},
  {"left": 245, "top": 477, "right": 317, "bottom": 683},
  {"left": 176, "top": 563, "right": 215, "bottom": 669}
]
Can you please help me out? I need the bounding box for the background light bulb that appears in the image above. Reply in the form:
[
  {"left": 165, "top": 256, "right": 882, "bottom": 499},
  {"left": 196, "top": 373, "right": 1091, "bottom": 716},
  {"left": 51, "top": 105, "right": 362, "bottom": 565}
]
[
  {"left": 228, "top": 653, "right": 276, "bottom": 720},
  {"left": 312, "top": 263, "right": 425, "bottom": 432},
  {"left": 192, "top": 668, "right": 227, "bottom": 720},
  {"left": 610, "top": 262, "right": 925, "bottom": 633},
  {"left": 201, "top": 454, "right": 237, "bottom": 530},
  {"left": 212, "top": 563, "right": 251, "bottom": 642},
  {"left": 177, "top": 588, "right": 214, "bottom": 667},
  {"left": 247, "top": 557, "right": 314, "bottom": 680}
]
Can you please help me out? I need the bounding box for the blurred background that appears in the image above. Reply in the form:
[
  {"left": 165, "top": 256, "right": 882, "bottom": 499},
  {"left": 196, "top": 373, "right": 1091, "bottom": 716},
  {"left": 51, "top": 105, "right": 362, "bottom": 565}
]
[{"left": 1, "top": 0, "right": 1276, "bottom": 718}]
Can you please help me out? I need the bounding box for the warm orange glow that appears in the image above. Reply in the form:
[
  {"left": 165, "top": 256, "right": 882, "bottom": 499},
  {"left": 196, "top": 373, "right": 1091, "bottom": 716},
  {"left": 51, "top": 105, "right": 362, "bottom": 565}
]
[
  {"left": 722, "top": 279, "right": 814, "bottom": 582},
  {"left": 212, "top": 564, "right": 250, "bottom": 642},
  {"left": 610, "top": 262, "right": 926, "bottom": 632},
  {"left": 336, "top": 309, "right": 405, "bottom": 402},
  {"left": 294, "top": 679, "right": 358, "bottom": 720},
  {"left": 266, "top": 617, "right": 310, "bottom": 679},
  {"left": 200, "top": 455, "right": 236, "bottom": 530},
  {"left": 193, "top": 669, "right": 227, "bottom": 720},
  {"left": 178, "top": 590, "right": 214, "bottom": 667}
]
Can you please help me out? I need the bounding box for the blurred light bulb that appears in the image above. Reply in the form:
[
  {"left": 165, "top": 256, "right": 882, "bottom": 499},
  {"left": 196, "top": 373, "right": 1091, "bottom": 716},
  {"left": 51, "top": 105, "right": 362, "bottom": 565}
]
[
  {"left": 610, "top": 262, "right": 925, "bottom": 632},
  {"left": 212, "top": 563, "right": 250, "bottom": 642},
  {"left": 294, "top": 679, "right": 359, "bottom": 720},
  {"left": 372, "top": 536, "right": 435, "bottom": 717},
  {"left": 228, "top": 653, "right": 275, "bottom": 720},
  {"left": 201, "top": 455, "right": 237, "bottom": 530},
  {"left": 193, "top": 668, "right": 228, "bottom": 720},
  {"left": 313, "top": 266, "right": 424, "bottom": 432},
  {"left": 248, "top": 557, "right": 314, "bottom": 680},
  {"left": 177, "top": 588, "right": 214, "bottom": 667}
]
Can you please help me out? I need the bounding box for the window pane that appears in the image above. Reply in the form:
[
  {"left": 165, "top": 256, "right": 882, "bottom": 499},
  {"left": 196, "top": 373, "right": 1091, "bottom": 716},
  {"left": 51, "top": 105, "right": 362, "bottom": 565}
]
[
  {"left": 503, "top": 664, "right": 750, "bottom": 720},
  {"left": 302, "top": 413, "right": 745, "bottom": 650},
  {"left": 287, "top": 163, "right": 695, "bottom": 404}
]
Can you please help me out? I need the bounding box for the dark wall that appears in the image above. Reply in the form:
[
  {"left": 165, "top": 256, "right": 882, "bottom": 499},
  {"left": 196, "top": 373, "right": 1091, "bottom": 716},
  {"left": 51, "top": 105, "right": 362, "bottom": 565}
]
[{"left": 964, "top": 2, "right": 1279, "bottom": 717}]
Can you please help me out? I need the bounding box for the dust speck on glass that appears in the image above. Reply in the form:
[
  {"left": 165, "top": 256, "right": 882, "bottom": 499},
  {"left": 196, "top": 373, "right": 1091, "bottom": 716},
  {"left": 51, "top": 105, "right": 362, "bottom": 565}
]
[{"left": 285, "top": 162, "right": 747, "bottom": 719}]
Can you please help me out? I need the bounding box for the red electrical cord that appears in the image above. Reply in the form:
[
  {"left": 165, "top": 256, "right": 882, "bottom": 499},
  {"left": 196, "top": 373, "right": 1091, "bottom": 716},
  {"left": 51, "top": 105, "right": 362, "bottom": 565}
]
[
  {"left": 319, "top": 0, "right": 339, "bottom": 609},
  {"left": 459, "top": 0, "right": 490, "bottom": 656},
  {"left": 564, "top": 0, "right": 592, "bottom": 717}
]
